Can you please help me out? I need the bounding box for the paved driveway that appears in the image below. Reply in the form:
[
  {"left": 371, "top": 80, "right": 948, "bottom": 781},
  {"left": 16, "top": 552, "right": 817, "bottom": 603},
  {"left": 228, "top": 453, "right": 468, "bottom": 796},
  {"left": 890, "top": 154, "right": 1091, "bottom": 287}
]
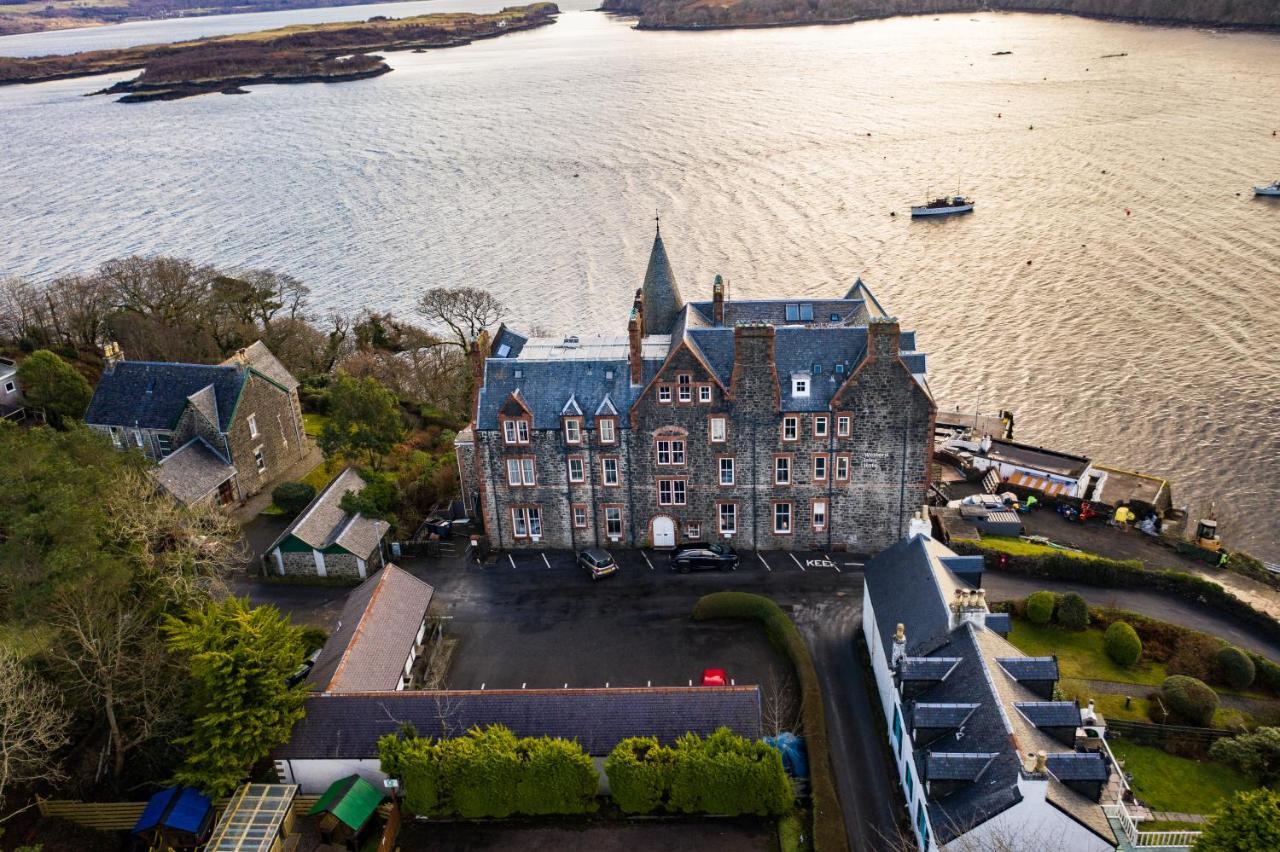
[{"left": 244, "top": 546, "right": 901, "bottom": 852}]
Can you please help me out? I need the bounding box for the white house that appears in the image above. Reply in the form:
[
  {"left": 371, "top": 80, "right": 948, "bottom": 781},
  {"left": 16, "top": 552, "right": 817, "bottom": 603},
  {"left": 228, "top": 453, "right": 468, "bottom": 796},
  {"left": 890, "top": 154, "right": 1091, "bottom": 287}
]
[{"left": 862, "top": 533, "right": 1117, "bottom": 852}]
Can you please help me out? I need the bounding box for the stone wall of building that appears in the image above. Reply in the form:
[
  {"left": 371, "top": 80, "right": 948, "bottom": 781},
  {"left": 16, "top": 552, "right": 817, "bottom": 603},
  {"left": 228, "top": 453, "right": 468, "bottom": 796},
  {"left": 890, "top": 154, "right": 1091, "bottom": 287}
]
[
  {"left": 278, "top": 549, "right": 318, "bottom": 576},
  {"left": 225, "top": 372, "right": 307, "bottom": 498}
]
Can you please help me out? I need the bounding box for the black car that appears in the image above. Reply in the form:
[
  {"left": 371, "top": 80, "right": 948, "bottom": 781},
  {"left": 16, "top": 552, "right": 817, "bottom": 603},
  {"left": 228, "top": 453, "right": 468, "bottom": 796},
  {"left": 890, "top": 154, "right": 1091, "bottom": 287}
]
[
  {"left": 669, "top": 543, "right": 739, "bottom": 573},
  {"left": 578, "top": 547, "right": 619, "bottom": 580}
]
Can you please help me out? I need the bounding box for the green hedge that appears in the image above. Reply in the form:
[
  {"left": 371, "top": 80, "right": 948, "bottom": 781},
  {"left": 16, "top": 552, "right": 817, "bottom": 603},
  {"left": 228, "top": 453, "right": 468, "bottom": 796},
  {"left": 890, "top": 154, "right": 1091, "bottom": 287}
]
[
  {"left": 1057, "top": 592, "right": 1090, "bottom": 630},
  {"left": 1216, "top": 646, "right": 1256, "bottom": 690},
  {"left": 271, "top": 481, "right": 315, "bottom": 516},
  {"left": 601, "top": 728, "right": 792, "bottom": 816},
  {"left": 956, "top": 542, "right": 1280, "bottom": 646},
  {"left": 378, "top": 725, "right": 597, "bottom": 818},
  {"left": 692, "top": 592, "right": 847, "bottom": 852},
  {"left": 1027, "top": 590, "right": 1055, "bottom": 625}
]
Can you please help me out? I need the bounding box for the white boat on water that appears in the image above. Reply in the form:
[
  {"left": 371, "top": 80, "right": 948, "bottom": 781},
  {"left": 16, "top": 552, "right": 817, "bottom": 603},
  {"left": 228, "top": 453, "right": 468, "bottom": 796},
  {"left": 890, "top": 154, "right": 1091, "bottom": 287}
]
[
  {"left": 911, "top": 195, "right": 975, "bottom": 217},
  {"left": 1255, "top": 180, "right": 1280, "bottom": 197}
]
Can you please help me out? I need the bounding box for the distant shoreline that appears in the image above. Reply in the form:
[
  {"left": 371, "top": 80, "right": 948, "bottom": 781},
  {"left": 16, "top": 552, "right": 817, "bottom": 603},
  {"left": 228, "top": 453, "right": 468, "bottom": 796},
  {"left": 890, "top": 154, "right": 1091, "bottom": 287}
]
[{"left": 600, "top": 3, "right": 1280, "bottom": 36}]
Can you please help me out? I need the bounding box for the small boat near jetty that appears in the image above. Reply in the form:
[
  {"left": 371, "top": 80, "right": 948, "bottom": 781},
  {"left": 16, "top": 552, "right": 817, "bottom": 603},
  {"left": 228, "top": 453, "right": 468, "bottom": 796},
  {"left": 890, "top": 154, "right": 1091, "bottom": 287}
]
[
  {"left": 911, "top": 194, "right": 975, "bottom": 217},
  {"left": 1254, "top": 180, "right": 1280, "bottom": 197}
]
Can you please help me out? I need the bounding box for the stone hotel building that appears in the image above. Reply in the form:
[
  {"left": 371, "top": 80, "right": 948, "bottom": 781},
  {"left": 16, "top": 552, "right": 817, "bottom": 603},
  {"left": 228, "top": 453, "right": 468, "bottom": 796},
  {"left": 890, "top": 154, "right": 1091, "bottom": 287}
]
[{"left": 456, "top": 226, "right": 936, "bottom": 553}]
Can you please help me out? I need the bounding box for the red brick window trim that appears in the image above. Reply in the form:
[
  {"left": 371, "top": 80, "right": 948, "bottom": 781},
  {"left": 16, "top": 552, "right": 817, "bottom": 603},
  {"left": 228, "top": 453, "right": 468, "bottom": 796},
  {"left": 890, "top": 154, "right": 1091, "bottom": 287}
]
[
  {"left": 506, "top": 456, "right": 536, "bottom": 486},
  {"left": 782, "top": 415, "right": 800, "bottom": 442},
  {"left": 677, "top": 373, "right": 693, "bottom": 404},
  {"left": 598, "top": 417, "right": 618, "bottom": 445},
  {"left": 813, "top": 415, "right": 829, "bottom": 437},
  {"left": 836, "top": 414, "right": 852, "bottom": 438},
  {"left": 774, "top": 454, "right": 793, "bottom": 486},
  {"left": 563, "top": 416, "right": 583, "bottom": 445},
  {"left": 601, "top": 456, "right": 621, "bottom": 487},
  {"left": 812, "top": 499, "right": 828, "bottom": 532},
  {"left": 656, "top": 437, "right": 686, "bottom": 466},
  {"left": 658, "top": 385, "right": 673, "bottom": 404},
  {"left": 773, "top": 502, "right": 793, "bottom": 535},
  {"left": 658, "top": 478, "right": 688, "bottom": 506},
  {"left": 813, "top": 453, "right": 829, "bottom": 482},
  {"left": 717, "top": 502, "right": 738, "bottom": 536},
  {"left": 572, "top": 504, "right": 589, "bottom": 529},
  {"left": 567, "top": 455, "right": 585, "bottom": 483},
  {"left": 603, "top": 504, "right": 624, "bottom": 539},
  {"left": 510, "top": 505, "right": 543, "bottom": 539},
  {"left": 698, "top": 384, "right": 712, "bottom": 404},
  {"left": 709, "top": 415, "right": 728, "bottom": 444},
  {"left": 502, "top": 416, "right": 531, "bottom": 445},
  {"left": 835, "top": 454, "right": 851, "bottom": 481},
  {"left": 717, "top": 455, "right": 735, "bottom": 487}
]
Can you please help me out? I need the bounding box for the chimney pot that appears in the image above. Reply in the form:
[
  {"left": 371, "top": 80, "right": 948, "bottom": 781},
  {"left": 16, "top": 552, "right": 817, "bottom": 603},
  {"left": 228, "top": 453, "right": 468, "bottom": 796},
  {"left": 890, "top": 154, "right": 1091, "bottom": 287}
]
[{"left": 1035, "top": 751, "right": 1048, "bottom": 773}]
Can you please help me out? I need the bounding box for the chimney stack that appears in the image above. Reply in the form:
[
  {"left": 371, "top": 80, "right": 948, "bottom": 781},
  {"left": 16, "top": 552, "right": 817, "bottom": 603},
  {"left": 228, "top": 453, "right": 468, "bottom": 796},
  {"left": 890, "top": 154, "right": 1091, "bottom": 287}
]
[
  {"left": 867, "top": 316, "right": 901, "bottom": 361},
  {"left": 101, "top": 340, "right": 124, "bottom": 373},
  {"left": 628, "top": 288, "right": 645, "bottom": 385},
  {"left": 891, "top": 623, "right": 907, "bottom": 669},
  {"left": 729, "top": 322, "right": 778, "bottom": 407},
  {"left": 712, "top": 274, "right": 727, "bottom": 325},
  {"left": 1034, "top": 751, "right": 1048, "bottom": 774}
]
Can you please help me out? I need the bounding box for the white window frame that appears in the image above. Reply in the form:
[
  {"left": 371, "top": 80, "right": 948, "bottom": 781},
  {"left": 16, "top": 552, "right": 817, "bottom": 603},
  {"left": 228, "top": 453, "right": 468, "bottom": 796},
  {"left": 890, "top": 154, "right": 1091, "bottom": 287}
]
[
  {"left": 656, "top": 438, "right": 686, "bottom": 466},
  {"left": 3, "top": 381, "right": 14, "bottom": 393},
  {"left": 134, "top": 429, "right": 145, "bottom": 448},
  {"left": 254, "top": 446, "right": 266, "bottom": 473},
  {"left": 718, "top": 503, "right": 737, "bottom": 535},
  {"left": 564, "top": 418, "right": 581, "bottom": 444},
  {"left": 517, "top": 420, "right": 530, "bottom": 443},
  {"left": 774, "top": 502, "right": 792, "bottom": 534},
  {"left": 813, "top": 499, "right": 828, "bottom": 531},
  {"left": 837, "top": 415, "right": 851, "bottom": 437},
  {"left": 813, "top": 454, "right": 828, "bottom": 481},
  {"left": 686, "top": 523, "right": 702, "bottom": 539},
  {"left": 710, "top": 416, "right": 727, "bottom": 443},
  {"left": 511, "top": 506, "right": 542, "bottom": 539},
  {"left": 658, "top": 479, "right": 687, "bottom": 506},
  {"left": 573, "top": 505, "right": 588, "bottom": 528},
  {"left": 658, "top": 386, "right": 672, "bottom": 404},
  {"left": 248, "top": 413, "right": 259, "bottom": 439},
  {"left": 678, "top": 374, "right": 692, "bottom": 403},
  {"left": 782, "top": 416, "right": 799, "bottom": 441},
  {"left": 602, "top": 457, "right": 620, "bottom": 486},
  {"left": 719, "top": 457, "right": 735, "bottom": 486},
  {"left": 567, "top": 457, "right": 585, "bottom": 483},
  {"left": 814, "top": 415, "right": 829, "bottom": 437},
  {"left": 157, "top": 432, "right": 173, "bottom": 458},
  {"left": 605, "top": 507, "right": 623, "bottom": 538},
  {"left": 698, "top": 385, "right": 712, "bottom": 403},
  {"left": 775, "top": 456, "right": 791, "bottom": 485},
  {"left": 792, "top": 376, "right": 810, "bottom": 398},
  {"left": 835, "top": 455, "right": 850, "bottom": 481},
  {"left": 598, "top": 418, "right": 617, "bottom": 444}
]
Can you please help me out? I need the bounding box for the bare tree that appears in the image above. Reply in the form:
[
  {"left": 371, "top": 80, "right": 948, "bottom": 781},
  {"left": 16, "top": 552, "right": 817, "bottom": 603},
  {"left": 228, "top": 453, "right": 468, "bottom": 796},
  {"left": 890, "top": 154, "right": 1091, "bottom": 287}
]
[
  {"left": 44, "top": 274, "right": 110, "bottom": 351},
  {"left": 0, "top": 648, "right": 70, "bottom": 818},
  {"left": 0, "top": 276, "right": 50, "bottom": 347},
  {"left": 97, "top": 256, "right": 216, "bottom": 327},
  {"left": 49, "top": 584, "right": 184, "bottom": 783},
  {"left": 415, "top": 286, "right": 504, "bottom": 351},
  {"left": 761, "top": 670, "right": 801, "bottom": 737}
]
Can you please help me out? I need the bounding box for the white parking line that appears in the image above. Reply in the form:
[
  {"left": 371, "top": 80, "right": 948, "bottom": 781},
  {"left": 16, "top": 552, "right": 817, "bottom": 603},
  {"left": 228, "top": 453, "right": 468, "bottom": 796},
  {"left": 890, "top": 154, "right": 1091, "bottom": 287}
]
[
  {"left": 642, "top": 551, "right": 655, "bottom": 571},
  {"left": 647, "top": 680, "right": 652, "bottom": 687},
  {"left": 508, "top": 554, "right": 517, "bottom": 570},
  {"left": 789, "top": 553, "right": 806, "bottom": 572},
  {"left": 480, "top": 682, "right": 486, "bottom": 690},
  {"left": 541, "top": 553, "right": 551, "bottom": 570},
  {"left": 825, "top": 553, "right": 841, "bottom": 573},
  {"left": 522, "top": 682, "right": 526, "bottom": 689},
  {"left": 843, "top": 561, "right": 864, "bottom": 568},
  {"left": 757, "top": 552, "right": 771, "bottom": 571},
  {"left": 605, "top": 682, "right": 609, "bottom": 688}
]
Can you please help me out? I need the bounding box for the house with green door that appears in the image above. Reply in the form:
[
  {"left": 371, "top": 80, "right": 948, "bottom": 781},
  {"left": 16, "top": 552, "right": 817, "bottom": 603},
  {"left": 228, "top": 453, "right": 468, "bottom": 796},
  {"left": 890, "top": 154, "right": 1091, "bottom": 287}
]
[{"left": 268, "top": 467, "right": 390, "bottom": 579}]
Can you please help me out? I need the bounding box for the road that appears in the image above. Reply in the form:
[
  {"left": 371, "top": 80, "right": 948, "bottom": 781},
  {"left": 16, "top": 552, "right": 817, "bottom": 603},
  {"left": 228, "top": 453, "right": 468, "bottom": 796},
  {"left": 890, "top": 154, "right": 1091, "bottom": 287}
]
[
  {"left": 982, "top": 571, "right": 1280, "bottom": 660},
  {"left": 242, "top": 546, "right": 902, "bottom": 852}
]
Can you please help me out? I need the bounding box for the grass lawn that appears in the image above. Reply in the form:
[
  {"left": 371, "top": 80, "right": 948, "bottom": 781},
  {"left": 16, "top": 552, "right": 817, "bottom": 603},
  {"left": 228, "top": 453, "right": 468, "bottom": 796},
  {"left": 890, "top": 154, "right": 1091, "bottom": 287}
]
[
  {"left": 302, "top": 412, "right": 328, "bottom": 439},
  {"left": 979, "top": 535, "right": 1105, "bottom": 560},
  {"left": 1007, "top": 618, "right": 1168, "bottom": 686},
  {"left": 1109, "top": 740, "right": 1255, "bottom": 814}
]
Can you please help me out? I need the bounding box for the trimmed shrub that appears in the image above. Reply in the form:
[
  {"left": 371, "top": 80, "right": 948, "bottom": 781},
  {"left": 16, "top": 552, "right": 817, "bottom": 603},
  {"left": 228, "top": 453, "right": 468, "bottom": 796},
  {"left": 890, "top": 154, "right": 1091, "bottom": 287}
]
[
  {"left": 1215, "top": 646, "right": 1256, "bottom": 690},
  {"left": 604, "top": 737, "right": 674, "bottom": 814},
  {"left": 378, "top": 725, "right": 596, "bottom": 818},
  {"left": 1209, "top": 727, "right": 1280, "bottom": 784},
  {"left": 1026, "top": 590, "right": 1056, "bottom": 625},
  {"left": 1104, "top": 621, "right": 1142, "bottom": 668},
  {"left": 271, "top": 481, "right": 315, "bottom": 515},
  {"left": 1168, "top": 634, "right": 1222, "bottom": 682},
  {"left": 693, "top": 592, "right": 845, "bottom": 852},
  {"left": 1251, "top": 653, "right": 1280, "bottom": 694},
  {"left": 1161, "top": 675, "right": 1219, "bottom": 727},
  {"left": 1056, "top": 592, "right": 1090, "bottom": 630}
]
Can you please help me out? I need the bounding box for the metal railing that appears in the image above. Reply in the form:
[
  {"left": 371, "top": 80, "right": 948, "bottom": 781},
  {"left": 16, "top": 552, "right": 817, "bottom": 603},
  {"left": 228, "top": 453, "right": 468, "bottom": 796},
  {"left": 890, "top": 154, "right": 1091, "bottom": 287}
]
[{"left": 1099, "top": 734, "right": 1201, "bottom": 850}]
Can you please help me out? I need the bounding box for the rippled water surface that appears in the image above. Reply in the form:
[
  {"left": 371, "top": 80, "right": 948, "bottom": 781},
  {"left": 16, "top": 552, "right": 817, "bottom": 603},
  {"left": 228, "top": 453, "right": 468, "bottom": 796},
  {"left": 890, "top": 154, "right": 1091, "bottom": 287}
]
[{"left": 2, "top": 10, "right": 1278, "bottom": 557}]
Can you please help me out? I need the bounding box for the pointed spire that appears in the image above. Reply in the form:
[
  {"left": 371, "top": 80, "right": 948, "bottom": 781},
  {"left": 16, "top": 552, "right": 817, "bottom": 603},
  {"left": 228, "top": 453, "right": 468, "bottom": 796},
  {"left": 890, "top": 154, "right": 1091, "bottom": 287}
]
[{"left": 641, "top": 223, "right": 684, "bottom": 335}]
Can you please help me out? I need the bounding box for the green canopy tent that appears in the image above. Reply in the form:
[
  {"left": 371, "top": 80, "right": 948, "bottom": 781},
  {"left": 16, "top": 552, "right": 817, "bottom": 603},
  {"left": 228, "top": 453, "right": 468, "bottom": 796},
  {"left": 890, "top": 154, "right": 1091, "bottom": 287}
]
[{"left": 307, "top": 775, "right": 386, "bottom": 848}]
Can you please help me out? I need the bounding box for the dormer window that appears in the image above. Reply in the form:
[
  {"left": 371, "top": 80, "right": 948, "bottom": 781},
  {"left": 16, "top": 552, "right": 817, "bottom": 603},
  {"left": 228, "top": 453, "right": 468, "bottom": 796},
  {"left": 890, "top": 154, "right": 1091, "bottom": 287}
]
[
  {"left": 785, "top": 304, "right": 799, "bottom": 321},
  {"left": 502, "top": 418, "right": 530, "bottom": 445},
  {"left": 496, "top": 343, "right": 511, "bottom": 357},
  {"left": 598, "top": 418, "right": 617, "bottom": 444},
  {"left": 563, "top": 417, "right": 582, "bottom": 444},
  {"left": 792, "top": 375, "right": 810, "bottom": 398},
  {"left": 678, "top": 374, "right": 692, "bottom": 403},
  {"left": 799, "top": 303, "right": 814, "bottom": 321}
]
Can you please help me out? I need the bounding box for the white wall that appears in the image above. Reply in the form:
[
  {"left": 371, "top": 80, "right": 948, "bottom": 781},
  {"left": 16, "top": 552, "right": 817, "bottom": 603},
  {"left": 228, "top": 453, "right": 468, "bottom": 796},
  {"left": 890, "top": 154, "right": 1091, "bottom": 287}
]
[
  {"left": 948, "top": 776, "right": 1113, "bottom": 852},
  {"left": 276, "top": 758, "right": 385, "bottom": 795}
]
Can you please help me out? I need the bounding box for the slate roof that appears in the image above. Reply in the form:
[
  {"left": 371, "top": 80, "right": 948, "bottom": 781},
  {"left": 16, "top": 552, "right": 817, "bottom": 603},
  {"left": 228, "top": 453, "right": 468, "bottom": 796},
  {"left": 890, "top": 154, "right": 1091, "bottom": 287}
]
[
  {"left": 688, "top": 298, "right": 867, "bottom": 327},
  {"left": 911, "top": 703, "right": 980, "bottom": 730},
  {"left": 271, "top": 468, "right": 389, "bottom": 560},
  {"left": 308, "top": 565, "right": 434, "bottom": 694},
  {"left": 477, "top": 355, "right": 653, "bottom": 430},
  {"left": 221, "top": 341, "right": 298, "bottom": 391},
  {"left": 983, "top": 612, "right": 1011, "bottom": 636},
  {"left": 864, "top": 536, "right": 970, "bottom": 663},
  {"left": 274, "top": 686, "right": 762, "bottom": 760},
  {"left": 925, "top": 752, "right": 1000, "bottom": 782},
  {"left": 1016, "top": 701, "right": 1082, "bottom": 729},
  {"left": 997, "top": 657, "right": 1061, "bottom": 683},
  {"left": 642, "top": 229, "right": 684, "bottom": 335},
  {"left": 1046, "top": 753, "right": 1110, "bottom": 782},
  {"left": 86, "top": 361, "right": 245, "bottom": 431},
  {"left": 154, "top": 438, "right": 235, "bottom": 505},
  {"left": 899, "top": 657, "right": 963, "bottom": 682},
  {"left": 491, "top": 325, "right": 529, "bottom": 358}
]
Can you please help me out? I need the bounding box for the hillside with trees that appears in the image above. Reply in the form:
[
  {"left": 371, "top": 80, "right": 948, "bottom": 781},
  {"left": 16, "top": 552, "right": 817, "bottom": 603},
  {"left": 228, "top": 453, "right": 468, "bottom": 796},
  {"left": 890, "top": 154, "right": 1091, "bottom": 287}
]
[{"left": 601, "top": 0, "right": 1280, "bottom": 31}]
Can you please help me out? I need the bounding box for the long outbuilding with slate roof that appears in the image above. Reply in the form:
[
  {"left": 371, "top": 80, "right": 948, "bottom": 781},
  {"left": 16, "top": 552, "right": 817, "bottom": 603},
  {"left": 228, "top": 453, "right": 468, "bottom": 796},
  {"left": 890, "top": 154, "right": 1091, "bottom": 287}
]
[
  {"left": 456, "top": 225, "right": 935, "bottom": 553},
  {"left": 862, "top": 532, "right": 1117, "bottom": 852}
]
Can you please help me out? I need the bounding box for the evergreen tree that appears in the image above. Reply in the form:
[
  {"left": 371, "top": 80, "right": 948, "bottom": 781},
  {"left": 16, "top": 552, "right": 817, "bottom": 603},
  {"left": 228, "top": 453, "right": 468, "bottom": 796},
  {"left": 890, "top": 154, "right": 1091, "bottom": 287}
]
[
  {"left": 318, "top": 373, "right": 405, "bottom": 468},
  {"left": 15, "top": 350, "right": 92, "bottom": 428},
  {"left": 1195, "top": 789, "right": 1280, "bottom": 852},
  {"left": 164, "top": 598, "right": 308, "bottom": 797}
]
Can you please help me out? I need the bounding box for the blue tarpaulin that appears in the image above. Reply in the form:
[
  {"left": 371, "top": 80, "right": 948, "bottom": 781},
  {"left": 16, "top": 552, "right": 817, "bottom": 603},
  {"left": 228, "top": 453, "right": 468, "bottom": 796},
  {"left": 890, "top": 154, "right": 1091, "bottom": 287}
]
[
  {"left": 133, "top": 786, "right": 213, "bottom": 837},
  {"left": 764, "top": 732, "right": 809, "bottom": 779}
]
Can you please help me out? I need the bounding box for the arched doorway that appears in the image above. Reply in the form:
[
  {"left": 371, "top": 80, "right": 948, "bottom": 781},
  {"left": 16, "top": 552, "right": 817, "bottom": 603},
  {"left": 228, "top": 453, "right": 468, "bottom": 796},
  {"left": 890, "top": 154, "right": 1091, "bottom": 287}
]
[{"left": 652, "top": 515, "right": 676, "bottom": 549}]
